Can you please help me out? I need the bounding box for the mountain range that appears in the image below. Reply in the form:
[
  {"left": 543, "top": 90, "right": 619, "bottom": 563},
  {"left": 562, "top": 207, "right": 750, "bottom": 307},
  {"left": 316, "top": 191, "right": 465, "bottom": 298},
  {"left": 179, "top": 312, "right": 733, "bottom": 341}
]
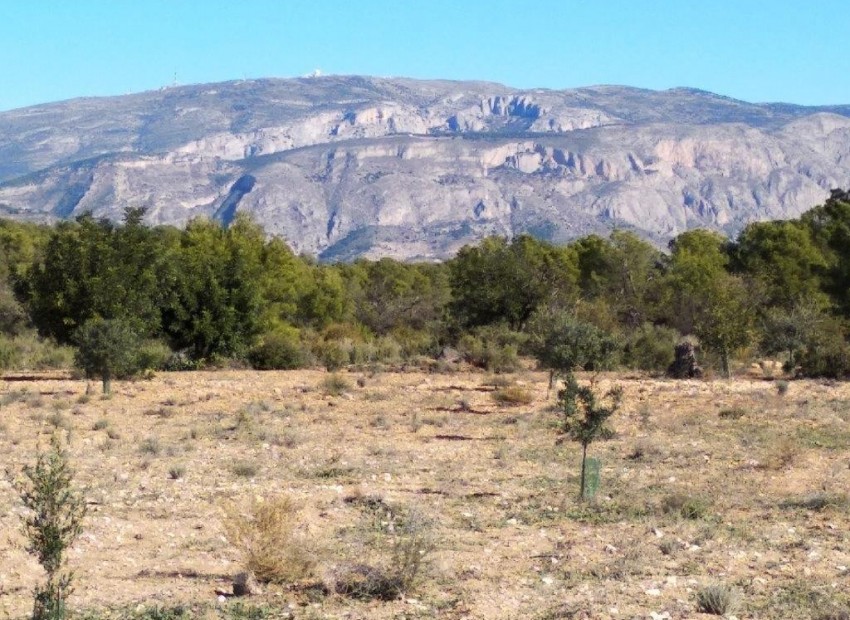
[{"left": 2, "top": 76, "right": 849, "bottom": 260}]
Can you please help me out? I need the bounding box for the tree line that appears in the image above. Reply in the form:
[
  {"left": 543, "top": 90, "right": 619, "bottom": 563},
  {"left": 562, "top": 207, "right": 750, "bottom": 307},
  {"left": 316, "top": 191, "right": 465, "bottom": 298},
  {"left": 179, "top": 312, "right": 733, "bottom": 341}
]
[{"left": 1, "top": 190, "right": 849, "bottom": 379}]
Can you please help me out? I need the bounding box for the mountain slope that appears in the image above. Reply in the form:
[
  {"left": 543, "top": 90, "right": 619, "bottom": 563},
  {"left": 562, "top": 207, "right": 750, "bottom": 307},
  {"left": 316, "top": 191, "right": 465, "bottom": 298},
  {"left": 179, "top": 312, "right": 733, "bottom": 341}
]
[{"left": 1, "top": 76, "right": 849, "bottom": 259}]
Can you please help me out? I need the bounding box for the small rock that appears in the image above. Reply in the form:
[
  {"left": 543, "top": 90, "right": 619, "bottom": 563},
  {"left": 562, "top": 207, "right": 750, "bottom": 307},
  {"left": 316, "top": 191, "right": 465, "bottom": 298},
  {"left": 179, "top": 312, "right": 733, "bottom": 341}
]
[{"left": 645, "top": 588, "right": 662, "bottom": 596}]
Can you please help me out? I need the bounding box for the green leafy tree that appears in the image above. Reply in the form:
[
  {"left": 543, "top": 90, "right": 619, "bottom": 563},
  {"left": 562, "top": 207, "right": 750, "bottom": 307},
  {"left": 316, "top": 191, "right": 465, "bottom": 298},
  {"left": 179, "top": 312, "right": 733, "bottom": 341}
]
[
  {"left": 662, "top": 230, "right": 754, "bottom": 376},
  {"left": 527, "top": 309, "right": 618, "bottom": 389},
  {"left": 733, "top": 219, "right": 829, "bottom": 310},
  {"left": 17, "top": 433, "right": 86, "bottom": 620},
  {"left": 559, "top": 374, "right": 622, "bottom": 501},
  {"left": 801, "top": 189, "right": 850, "bottom": 315},
  {"left": 74, "top": 317, "right": 141, "bottom": 394},
  {"left": 163, "top": 215, "right": 264, "bottom": 360},
  {"left": 449, "top": 235, "right": 578, "bottom": 331}
]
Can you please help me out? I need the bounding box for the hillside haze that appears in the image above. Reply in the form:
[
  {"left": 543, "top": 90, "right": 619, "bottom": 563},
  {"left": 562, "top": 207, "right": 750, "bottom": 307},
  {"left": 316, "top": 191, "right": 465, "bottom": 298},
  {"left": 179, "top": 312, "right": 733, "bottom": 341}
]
[{"left": 2, "top": 76, "right": 849, "bottom": 260}]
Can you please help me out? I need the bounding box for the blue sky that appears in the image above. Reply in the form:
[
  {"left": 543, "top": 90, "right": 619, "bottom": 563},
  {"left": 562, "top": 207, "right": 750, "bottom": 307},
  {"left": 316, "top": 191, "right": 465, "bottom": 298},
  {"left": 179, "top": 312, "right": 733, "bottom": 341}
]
[{"left": 1, "top": 0, "right": 847, "bottom": 111}]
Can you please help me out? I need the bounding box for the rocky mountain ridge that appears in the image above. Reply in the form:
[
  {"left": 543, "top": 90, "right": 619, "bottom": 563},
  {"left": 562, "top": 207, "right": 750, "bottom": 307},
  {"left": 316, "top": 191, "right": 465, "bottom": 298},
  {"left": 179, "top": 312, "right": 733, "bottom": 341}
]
[{"left": 1, "top": 76, "right": 849, "bottom": 259}]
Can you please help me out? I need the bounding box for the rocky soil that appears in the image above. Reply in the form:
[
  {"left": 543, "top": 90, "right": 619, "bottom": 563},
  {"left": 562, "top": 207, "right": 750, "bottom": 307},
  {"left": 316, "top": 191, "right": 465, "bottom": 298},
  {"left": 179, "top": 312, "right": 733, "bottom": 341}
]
[{"left": 1, "top": 368, "right": 849, "bottom": 618}]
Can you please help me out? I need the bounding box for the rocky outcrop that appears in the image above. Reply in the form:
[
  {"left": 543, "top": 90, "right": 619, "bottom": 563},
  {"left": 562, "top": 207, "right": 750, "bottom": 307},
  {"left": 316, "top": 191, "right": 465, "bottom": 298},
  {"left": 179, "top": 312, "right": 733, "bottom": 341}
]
[{"left": 0, "top": 76, "right": 849, "bottom": 260}]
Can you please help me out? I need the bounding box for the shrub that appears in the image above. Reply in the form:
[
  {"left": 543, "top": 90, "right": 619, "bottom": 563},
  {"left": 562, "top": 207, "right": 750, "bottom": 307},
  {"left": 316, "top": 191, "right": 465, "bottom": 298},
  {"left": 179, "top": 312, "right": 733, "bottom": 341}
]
[
  {"left": 458, "top": 324, "right": 525, "bottom": 373},
  {"left": 135, "top": 340, "right": 173, "bottom": 372},
  {"left": 168, "top": 465, "right": 186, "bottom": 480},
  {"left": 492, "top": 386, "right": 534, "bottom": 406},
  {"left": 222, "top": 495, "right": 316, "bottom": 584},
  {"left": 696, "top": 583, "right": 741, "bottom": 615},
  {"left": 0, "top": 333, "right": 74, "bottom": 371},
  {"left": 316, "top": 339, "right": 350, "bottom": 371},
  {"left": 247, "top": 329, "right": 307, "bottom": 370},
  {"left": 16, "top": 433, "right": 87, "bottom": 620},
  {"left": 331, "top": 503, "right": 434, "bottom": 600},
  {"left": 622, "top": 323, "right": 680, "bottom": 372},
  {"left": 661, "top": 493, "right": 709, "bottom": 520},
  {"left": 321, "top": 373, "right": 351, "bottom": 396},
  {"left": 718, "top": 407, "right": 746, "bottom": 420},
  {"left": 231, "top": 461, "right": 260, "bottom": 478},
  {"left": 389, "top": 327, "right": 437, "bottom": 360},
  {"left": 796, "top": 317, "right": 850, "bottom": 378}
]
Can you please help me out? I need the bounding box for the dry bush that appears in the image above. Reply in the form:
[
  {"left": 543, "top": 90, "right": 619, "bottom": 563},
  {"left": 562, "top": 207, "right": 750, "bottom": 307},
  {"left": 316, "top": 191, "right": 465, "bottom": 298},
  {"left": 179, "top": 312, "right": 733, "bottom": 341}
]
[
  {"left": 492, "top": 386, "right": 533, "bottom": 406},
  {"left": 221, "top": 495, "right": 316, "bottom": 584},
  {"left": 321, "top": 373, "right": 351, "bottom": 396},
  {"left": 763, "top": 436, "right": 800, "bottom": 470},
  {"left": 329, "top": 502, "right": 435, "bottom": 600}
]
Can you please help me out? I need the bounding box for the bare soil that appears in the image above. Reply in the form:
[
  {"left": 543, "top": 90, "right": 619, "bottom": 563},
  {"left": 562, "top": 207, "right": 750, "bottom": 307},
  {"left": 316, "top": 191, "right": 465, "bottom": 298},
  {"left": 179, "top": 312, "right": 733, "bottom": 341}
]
[{"left": 1, "top": 369, "right": 849, "bottom": 619}]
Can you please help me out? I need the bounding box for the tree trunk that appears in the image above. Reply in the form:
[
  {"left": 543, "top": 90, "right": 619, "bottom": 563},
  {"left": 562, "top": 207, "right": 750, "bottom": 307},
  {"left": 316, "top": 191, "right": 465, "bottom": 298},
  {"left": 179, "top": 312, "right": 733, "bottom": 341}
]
[
  {"left": 721, "top": 346, "right": 730, "bottom": 378},
  {"left": 102, "top": 373, "right": 111, "bottom": 395}
]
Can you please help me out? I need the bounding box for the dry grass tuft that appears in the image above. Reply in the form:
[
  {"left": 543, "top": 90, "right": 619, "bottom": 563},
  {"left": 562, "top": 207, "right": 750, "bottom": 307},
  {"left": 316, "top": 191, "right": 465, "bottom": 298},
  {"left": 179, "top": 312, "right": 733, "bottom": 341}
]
[
  {"left": 222, "top": 495, "right": 316, "bottom": 584},
  {"left": 696, "top": 582, "right": 741, "bottom": 615}
]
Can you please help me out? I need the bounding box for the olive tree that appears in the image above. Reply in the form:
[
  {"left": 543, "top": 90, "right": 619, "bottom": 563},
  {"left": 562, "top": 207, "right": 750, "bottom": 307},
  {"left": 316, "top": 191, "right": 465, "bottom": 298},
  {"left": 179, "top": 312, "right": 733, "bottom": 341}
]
[{"left": 74, "top": 317, "right": 141, "bottom": 394}]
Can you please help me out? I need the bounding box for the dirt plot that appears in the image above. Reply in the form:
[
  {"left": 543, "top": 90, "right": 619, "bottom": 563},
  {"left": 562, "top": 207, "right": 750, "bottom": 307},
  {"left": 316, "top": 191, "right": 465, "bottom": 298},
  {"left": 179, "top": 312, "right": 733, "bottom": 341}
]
[{"left": 1, "top": 369, "right": 849, "bottom": 619}]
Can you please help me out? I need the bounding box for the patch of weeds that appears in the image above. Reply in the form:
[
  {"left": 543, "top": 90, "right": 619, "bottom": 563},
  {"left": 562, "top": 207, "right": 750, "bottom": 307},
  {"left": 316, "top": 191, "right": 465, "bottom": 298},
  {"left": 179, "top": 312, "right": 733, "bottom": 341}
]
[
  {"left": 636, "top": 404, "right": 653, "bottom": 428},
  {"left": 92, "top": 419, "right": 109, "bottom": 431},
  {"left": 314, "top": 466, "right": 356, "bottom": 479},
  {"left": 763, "top": 579, "right": 849, "bottom": 618},
  {"left": 718, "top": 406, "right": 746, "bottom": 420},
  {"left": 627, "top": 438, "right": 659, "bottom": 461},
  {"left": 144, "top": 406, "right": 174, "bottom": 419},
  {"left": 776, "top": 379, "right": 790, "bottom": 396},
  {"left": 661, "top": 492, "right": 710, "bottom": 520},
  {"left": 797, "top": 426, "right": 850, "bottom": 450},
  {"left": 139, "top": 437, "right": 161, "bottom": 456},
  {"left": 696, "top": 582, "right": 741, "bottom": 615},
  {"left": 52, "top": 399, "right": 72, "bottom": 411},
  {"left": 231, "top": 461, "right": 260, "bottom": 478},
  {"left": 364, "top": 390, "right": 390, "bottom": 402},
  {"left": 492, "top": 386, "right": 533, "bottom": 406},
  {"left": 763, "top": 436, "right": 800, "bottom": 469},
  {"left": 134, "top": 604, "right": 192, "bottom": 620},
  {"left": 370, "top": 414, "right": 390, "bottom": 429},
  {"left": 422, "top": 414, "right": 447, "bottom": 428},
  {"left": 1, "top": 389, "right": 30, "bottom": 405},
  {"left": 321, "top": 373, "right": 351, "bottom": 396},
  {"left": 168, "top": 465, "right": 186, "bottom": 480},
  {"left": 484, "top": 375, "right": 514, "bottom": 389},
  {"left": 779, "top": 492, "right": 849, "bottom": 512},
  {"left": 106, "top": 428, "right": 121, "bottom": 440},
  {"left": 76, "top": 394, "right": 91, "bottom": 405},
  {"left": 658, "top": 538, "right": 679, "bottom": 556}
]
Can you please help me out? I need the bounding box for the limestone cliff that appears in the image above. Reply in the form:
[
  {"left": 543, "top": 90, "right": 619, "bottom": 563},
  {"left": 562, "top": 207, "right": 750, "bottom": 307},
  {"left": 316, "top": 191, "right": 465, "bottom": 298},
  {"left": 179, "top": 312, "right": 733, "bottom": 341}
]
[{"left": 1, "top": 76, "right": 848, "bottom": 259}]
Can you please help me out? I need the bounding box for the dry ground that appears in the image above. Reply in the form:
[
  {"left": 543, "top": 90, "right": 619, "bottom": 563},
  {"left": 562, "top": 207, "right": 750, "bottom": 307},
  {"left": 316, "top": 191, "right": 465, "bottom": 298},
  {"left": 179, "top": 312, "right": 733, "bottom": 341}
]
[{"left": 1, "top": 368, "right": 849, "bottom": 619}]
